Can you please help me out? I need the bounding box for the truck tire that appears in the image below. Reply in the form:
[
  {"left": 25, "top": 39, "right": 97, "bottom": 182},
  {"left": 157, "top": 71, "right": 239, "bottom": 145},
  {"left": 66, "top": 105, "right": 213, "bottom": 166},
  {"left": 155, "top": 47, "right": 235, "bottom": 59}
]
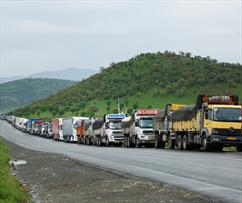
[
  {"left": 236, "top": 145, "right": 242, "bottom": 152},
  {"left": 64, "top": 136, "right": 68, "bottom": 143},
  {"left": 106, "top": 137, "right": 110, "bottom": 147},
  {"left": 182, "top": 135, "right": 188, "bottom": 150},
  {"left": 123, "top": 137, "right": 126, "bottom": 147},
  {"left": 214, "top": 145, "right": 223, "bottom": 152},
  {"left": 167, "top": 136, "right": 175, "bottom": 149},
  {"left": 126, "top": 137, "right": 130, "bottom": 148},
  {"left": 85, "top": 137, "right": 89, "bottom": 145},
  {"left": 155, "top": 132, "right": 162, "bottom": 148},
  {"left": 161, "top": 140, "right": 166, "bottom": 149},
  {"left": 135, "top": 138, "right": 140, "bottom": 148},
  {"left": 97, "top": 137, "right": 101, "bottom": 147},
  {"left": 202, "top": 138, "right": 210, "bottom": 152},
  {"left": 177, "top": 135, "right": 183, "bottom": 150},
  {"left": 77, "top": 137, "right": 81, "bottom": 144}
]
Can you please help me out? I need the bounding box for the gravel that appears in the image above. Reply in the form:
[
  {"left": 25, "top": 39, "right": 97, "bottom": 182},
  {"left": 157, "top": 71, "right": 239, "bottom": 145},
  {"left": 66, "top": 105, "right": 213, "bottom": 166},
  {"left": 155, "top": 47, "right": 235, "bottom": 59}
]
[{"left": 3, "top": 139, "right": 224, "bottom": 203}]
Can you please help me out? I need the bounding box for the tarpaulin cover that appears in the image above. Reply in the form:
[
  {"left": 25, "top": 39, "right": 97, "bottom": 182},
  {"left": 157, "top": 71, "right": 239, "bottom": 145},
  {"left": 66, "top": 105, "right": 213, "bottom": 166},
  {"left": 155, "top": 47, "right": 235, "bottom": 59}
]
[
  {"left": 93, "top": 118, "right": 104, "bottom": 130},
  {"left": 172, "top": 95, "right": 204, "bottom": 121},
  {"left": 153, "top": 109, "right": 166, "bottom": 121}
]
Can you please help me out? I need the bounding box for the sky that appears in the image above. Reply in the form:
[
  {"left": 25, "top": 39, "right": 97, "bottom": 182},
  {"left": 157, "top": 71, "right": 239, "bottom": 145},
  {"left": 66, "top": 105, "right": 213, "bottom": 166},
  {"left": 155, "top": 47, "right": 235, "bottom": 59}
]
[{"left": 0, "top": 0, "right": 241, "bottom": 77}]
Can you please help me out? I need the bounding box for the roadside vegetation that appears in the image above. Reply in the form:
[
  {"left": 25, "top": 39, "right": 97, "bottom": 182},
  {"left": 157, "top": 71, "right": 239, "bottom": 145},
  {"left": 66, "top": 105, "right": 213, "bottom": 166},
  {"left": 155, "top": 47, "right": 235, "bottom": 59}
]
[
  {"left": 0, "top": 139, "right": 31, "bottom": 203},
  {"left": 12, "top": 51, "right": 242, "bottom": 119}
]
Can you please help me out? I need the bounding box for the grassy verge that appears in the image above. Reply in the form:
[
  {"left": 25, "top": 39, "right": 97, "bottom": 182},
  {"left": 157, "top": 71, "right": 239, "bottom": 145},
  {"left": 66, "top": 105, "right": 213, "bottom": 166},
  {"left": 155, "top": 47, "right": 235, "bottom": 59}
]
[{"left": 0, "top": 138, "right": 31, "bottom": 203}]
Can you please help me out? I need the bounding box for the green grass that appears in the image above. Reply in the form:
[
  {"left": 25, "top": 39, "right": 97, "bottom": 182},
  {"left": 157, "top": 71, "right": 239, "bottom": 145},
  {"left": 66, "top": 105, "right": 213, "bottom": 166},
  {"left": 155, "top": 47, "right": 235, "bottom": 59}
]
[{"left": 0, "top": 138, "right": 31, "bottom": 203}]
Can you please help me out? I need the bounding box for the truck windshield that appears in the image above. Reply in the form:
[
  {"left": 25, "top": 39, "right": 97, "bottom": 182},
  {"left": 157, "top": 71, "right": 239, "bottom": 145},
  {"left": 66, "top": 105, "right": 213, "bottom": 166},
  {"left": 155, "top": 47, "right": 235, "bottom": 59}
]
[
  {"left": 109, "top": 121, "right": 122, "bottom": 130},
  {"left": 139, "top": 118, "right": 153, "bottom": 128},
  {"left": 213, "top": 108, "right": 242, "bottom": 122}
]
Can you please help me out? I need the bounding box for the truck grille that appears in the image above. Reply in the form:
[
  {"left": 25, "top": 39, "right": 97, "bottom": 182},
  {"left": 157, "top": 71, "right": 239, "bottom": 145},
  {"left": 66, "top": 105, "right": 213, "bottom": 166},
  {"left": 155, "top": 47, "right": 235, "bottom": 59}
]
[
  {"left": 143, "top": 130, "right": 154, "bottom": 135},
  {"left": 213, "top": 128, "right": 242, "bottom": 136},
  {"left": 112, "top": 131, "right": 122, "bottom": 134}
]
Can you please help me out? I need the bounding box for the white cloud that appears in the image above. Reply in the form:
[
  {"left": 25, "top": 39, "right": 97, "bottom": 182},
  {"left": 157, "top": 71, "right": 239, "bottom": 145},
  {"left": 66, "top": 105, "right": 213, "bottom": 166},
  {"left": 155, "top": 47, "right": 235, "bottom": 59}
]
[{"left": 1, "top": 0, "right": 241, "bottom": 76}]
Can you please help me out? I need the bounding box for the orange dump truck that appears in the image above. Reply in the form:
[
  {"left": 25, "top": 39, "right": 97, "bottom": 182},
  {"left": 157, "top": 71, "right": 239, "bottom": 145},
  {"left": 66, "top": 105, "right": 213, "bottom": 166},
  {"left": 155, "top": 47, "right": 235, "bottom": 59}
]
[{"left": 76, "top": 118, "right": 92, "bottom": 144}]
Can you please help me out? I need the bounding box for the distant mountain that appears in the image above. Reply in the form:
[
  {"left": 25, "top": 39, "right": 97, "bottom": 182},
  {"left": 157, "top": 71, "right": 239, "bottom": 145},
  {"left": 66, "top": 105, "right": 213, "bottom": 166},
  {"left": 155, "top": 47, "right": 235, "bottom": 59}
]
[
  {"left": 13, "top": 51, "right": 242, "bottom": 119},
  {"left": 0, "top": 76, "right": 24, "bottom": 84},
  {"left": 0, "top": 68, "right": 98, "bottom": 84},
  {"left": 0, "top": 78, "right": 75, "bottom": 113},
  {"left": 29, "top": 68, "right": 97, "bottom": 81}
]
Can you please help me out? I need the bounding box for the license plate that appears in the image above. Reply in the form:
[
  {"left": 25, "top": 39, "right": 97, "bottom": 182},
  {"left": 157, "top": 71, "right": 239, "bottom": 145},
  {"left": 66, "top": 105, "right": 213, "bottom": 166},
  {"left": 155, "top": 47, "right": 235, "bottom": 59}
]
[{"left": 227, "top": 136, "right": 236, "bottom": 140}]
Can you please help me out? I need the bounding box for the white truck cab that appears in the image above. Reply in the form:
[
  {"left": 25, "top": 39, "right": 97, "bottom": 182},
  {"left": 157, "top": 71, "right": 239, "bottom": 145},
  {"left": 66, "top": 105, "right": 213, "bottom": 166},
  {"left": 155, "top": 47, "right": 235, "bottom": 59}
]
[
  {"left": 93, "top": 113, "right": 126, "bottom": 146},
  {"left": 130, "top": 109, "right": 158, "bottom": 147},
  {"left": 103, "top": 114, "right": 126, "bottom": 146}
]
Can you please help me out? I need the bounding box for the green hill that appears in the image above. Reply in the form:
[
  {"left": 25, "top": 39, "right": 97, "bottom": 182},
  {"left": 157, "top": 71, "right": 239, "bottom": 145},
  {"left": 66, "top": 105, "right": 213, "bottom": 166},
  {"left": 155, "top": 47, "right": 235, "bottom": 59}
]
[
  {"left": 12, "top": 51, "right": 242, "bottom": 119},
  {"left": 0, "top": 78, "right": 75, "bottom": 112}
]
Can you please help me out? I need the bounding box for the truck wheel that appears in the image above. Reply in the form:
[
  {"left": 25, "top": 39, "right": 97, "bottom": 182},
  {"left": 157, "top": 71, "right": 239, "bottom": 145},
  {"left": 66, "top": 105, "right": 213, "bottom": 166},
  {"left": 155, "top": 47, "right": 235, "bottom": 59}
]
[
  {"left": 155, "top": 133, "right": 162, "bottom": 148},
  {"left": 183, "top": 135, "right": 188, "bottom": 150},
  {"left": 129, "top": 137, "right": 134, "bottom": 148},
  {"left": 106, "top": 138, "right": 110, "bottom": 147},
  {"left": 77, "top": 137, "right": 81, "bottom": 144},
  {"left": 202, "top": 138, "right": 210, "bottom": 152},
  {"left": 127, "top": 137, "right": 130, "bottom": 148},
  {"left": 97, "top": 137, "right": 101, "bottom": 147},
  {"left": 64, "top": 137, "right": 67, "bottom": 143},
  {"left": 215, "top": 145, "right": 223, "bottom": 152},
  {"left": 177, "top": 135, "right": 183, "bottom": 150},
  {"left": 135, "top": 138, "right": 140, "bottom": 148},
  {"left": 236, "top": 145, "right": 242, "bottom": 152},
  {"left": 161, "top": 141, "right": 166, "bottom": 149},
  {"left": 123, "top": 137, "right": 126, "bottom": 147},
  {"left": 167, "top": 136, "right": 175, "bottom": 149},
  {"left": 86, "top": 137, "right": 89, "bottom": 145}
]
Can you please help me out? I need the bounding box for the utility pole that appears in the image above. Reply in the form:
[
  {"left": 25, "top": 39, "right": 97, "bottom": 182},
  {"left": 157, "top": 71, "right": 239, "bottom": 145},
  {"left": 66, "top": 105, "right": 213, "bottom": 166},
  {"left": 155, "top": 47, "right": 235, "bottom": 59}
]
[{"left": 118, "top": 98, "right": 120, "bottom": 113}]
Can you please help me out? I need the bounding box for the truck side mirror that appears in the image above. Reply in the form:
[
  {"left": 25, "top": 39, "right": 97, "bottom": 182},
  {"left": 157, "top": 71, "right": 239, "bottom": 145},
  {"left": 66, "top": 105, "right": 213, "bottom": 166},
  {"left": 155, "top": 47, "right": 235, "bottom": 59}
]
[{"left": 135, "top": 121, "right": 138, "bottom": 127}]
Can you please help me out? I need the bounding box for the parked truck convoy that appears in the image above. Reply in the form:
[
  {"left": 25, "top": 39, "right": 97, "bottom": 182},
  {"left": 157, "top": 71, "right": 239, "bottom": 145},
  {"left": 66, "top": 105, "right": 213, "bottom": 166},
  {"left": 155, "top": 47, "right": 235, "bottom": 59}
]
[
  {"left": 2, "top": 95, "right": 241, "bottom": 152},
  {"left": 171, "top": 95, "right": 242, "bottom": 151},
  {"left": 123, "top": 109, "right": 158, "bottom": 148},
  {"left": 93, "top": 114, "right": 126, "bottom": 146}
]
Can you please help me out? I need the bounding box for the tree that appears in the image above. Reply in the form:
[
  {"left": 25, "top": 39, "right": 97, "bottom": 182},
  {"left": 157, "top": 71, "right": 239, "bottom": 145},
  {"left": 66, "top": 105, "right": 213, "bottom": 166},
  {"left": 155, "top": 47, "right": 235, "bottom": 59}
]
[
  {"left": 127, "top": 108, "right": 133, "bottom": 115},
  {"left": 175, "top": 87, "right": 186, "bottom": 98},
  {"left": 112, "top": 108, "right": 118, "bottom": 113},
  {"left": 132, "top": 102, "right": 139, "bottom": 109},
  {"left": 88, "top": 106, "right": 98, "bottom": 114}
]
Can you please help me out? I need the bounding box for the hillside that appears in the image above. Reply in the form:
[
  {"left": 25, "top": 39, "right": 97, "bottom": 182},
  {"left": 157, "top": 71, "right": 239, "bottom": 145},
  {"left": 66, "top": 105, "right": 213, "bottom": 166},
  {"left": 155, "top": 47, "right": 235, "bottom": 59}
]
[
  {"left": 0, "top": 78, "right": 75, "bottom": 112},
  {"left": 12, "top": 51, "right": 242, "bottom": 119}
]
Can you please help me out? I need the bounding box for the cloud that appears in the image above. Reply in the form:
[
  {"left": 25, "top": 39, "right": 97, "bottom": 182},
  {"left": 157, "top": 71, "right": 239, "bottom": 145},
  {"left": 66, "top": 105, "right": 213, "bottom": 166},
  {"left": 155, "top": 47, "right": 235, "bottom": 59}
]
[{"left": 1, "top": 0, "right": 241, "bottom": 77}]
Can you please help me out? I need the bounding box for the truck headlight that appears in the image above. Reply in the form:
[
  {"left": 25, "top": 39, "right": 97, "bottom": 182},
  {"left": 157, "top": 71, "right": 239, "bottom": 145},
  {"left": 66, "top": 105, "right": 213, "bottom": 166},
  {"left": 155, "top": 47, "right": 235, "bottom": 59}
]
[
  {"left": 212, "top": 128, "right": 219, "bottom": 134},
  {"left": 212, "top": 137, "right": 220, "bottom": 142}
]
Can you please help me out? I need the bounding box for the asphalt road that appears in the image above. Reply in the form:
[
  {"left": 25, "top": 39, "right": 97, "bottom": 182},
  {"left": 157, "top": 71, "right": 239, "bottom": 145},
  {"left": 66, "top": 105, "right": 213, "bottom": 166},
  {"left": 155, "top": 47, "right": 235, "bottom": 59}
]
[{"left": 1, "top": 120, "right": 241, "bottom": 203}]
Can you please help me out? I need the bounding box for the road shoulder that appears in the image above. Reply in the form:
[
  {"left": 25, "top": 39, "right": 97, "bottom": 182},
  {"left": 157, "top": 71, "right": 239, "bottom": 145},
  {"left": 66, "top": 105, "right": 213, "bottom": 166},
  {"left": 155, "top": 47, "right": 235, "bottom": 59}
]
[{"left": 2, "top": 138, "right": 225, "bottom": 203}]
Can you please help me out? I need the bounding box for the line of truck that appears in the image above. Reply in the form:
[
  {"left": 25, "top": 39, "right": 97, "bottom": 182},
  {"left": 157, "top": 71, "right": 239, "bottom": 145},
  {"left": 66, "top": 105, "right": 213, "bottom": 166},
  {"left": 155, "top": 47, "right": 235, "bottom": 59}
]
[{"left": 1, "top": 95, "right": 242, "bottom": 152}]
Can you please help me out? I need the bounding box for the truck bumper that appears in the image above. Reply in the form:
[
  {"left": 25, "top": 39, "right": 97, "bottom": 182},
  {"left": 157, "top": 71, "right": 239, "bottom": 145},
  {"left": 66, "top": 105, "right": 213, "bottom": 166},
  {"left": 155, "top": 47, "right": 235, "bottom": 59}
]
[
  {"left": 139, "top": 140, "right": 155, "bottom": 144},
  {"left": 208, "top": 134, "right": 242, "bottom": 146},
  {"left": 110, "top": 139, "right": 124, "bottom": 144}
]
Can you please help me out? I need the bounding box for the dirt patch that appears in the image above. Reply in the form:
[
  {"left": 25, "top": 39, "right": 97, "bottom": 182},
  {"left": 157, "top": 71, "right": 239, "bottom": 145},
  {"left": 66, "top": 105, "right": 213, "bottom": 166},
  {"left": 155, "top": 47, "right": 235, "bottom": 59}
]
[{"left": 5, "top": 140, "right": 224, "bottom": 203}]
